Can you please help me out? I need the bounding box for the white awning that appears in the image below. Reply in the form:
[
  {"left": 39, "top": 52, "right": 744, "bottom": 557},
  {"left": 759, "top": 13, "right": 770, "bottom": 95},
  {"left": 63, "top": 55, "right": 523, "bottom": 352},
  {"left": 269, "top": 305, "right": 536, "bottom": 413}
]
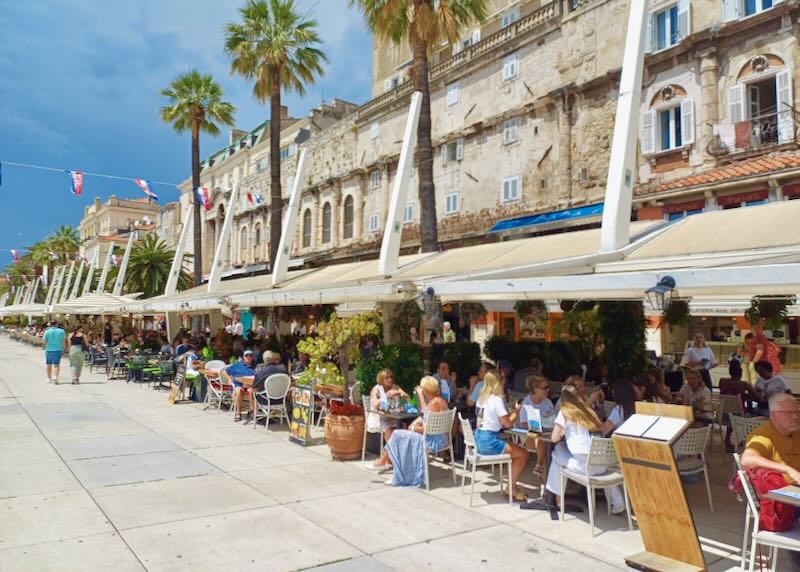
[{"left": 50, "top": 293, "right": 142, "bottom": 315}]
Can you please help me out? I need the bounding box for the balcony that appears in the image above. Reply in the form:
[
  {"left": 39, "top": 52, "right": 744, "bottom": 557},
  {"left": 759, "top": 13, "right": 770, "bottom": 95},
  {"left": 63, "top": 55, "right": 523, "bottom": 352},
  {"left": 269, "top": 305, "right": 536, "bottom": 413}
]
[{"left": 709, "top": 111, "right": 797, "bottom": 158}]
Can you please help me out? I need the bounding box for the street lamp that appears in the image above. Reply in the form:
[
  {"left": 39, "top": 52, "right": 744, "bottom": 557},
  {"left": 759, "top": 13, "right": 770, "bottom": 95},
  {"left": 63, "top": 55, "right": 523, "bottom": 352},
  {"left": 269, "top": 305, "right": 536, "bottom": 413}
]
[{"left": 645, "top": 276, "right": 676, "bottom": 311}]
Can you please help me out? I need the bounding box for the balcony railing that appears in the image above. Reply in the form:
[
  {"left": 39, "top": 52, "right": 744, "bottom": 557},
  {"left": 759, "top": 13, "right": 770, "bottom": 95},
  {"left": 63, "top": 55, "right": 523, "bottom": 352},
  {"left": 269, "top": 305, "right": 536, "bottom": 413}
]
[
  {"left": 356, "top": 1, "right": 560, "bottom": 121},
  {"left": 748, "top": 112, "right": 779, "bottom": 149}
]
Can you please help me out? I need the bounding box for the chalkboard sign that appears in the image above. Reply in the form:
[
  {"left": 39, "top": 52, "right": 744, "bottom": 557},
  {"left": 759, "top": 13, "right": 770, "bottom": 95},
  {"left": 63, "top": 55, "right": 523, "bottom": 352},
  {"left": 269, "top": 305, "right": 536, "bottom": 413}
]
[{"left": 289, "top": 385, "right": 313, "bottom": 446}]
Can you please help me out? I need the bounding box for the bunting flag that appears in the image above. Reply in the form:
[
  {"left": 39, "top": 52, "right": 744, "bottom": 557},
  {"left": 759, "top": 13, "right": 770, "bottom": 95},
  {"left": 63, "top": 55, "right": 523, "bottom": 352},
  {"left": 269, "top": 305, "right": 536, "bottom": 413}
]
[
  {"left": 110, "top": 253, "right": 120, "bottom": 267},
  {"left": 134, "top": 178, "right": 159, "bottom": 201},
  {"left": 246, "top": 191, "right": 254, "bottom": 205},
  {"left": 255, "top": 193, "right": 264, "bottom": 205},
  {"left": 49, "top": 251, "right": 59, "bottom": 260},
  {"left": 67, "top": 170, "right": 84, "bottom": 195},
  {"left": 79, "top": 253, "right": 89, "bottom": 263},
  {"left": 10, "top": 249, "right": 19, "bottom": 263},
  {"left": 195, "top": 187, "right": 212, "bottom": 211}
]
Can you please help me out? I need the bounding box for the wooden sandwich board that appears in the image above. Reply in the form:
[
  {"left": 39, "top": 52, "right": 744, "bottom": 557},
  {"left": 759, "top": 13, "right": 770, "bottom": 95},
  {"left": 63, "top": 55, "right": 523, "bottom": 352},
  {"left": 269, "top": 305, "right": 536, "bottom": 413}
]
[{"left": 612, "top": 402, "right": 705, "bottom": 572}]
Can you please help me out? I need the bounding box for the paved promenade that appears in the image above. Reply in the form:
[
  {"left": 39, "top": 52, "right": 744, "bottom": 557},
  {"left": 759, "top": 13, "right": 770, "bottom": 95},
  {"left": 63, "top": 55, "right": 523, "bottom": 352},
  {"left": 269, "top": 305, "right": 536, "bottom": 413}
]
[{"left": 0, "top": 335, "right": 745, "bottom": 571}]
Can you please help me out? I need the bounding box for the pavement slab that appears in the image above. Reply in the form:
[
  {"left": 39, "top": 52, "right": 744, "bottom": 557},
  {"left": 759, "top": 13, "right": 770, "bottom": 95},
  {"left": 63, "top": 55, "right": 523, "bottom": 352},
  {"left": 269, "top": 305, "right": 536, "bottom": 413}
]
[
  {"left": 0, "top": 532, "right": 145, "bottom": 572},
  {"left": 0, "top": 461, "right": 82, "bottom": 499},
  {"left": 51, "top": 432, "right": 179, "bottom": 461}
]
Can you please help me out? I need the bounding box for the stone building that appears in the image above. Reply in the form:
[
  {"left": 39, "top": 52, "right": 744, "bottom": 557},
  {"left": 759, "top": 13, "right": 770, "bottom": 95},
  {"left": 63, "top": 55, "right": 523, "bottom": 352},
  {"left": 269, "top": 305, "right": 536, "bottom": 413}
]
[
  {"left": 176, "top": 0, "right": 800, "bottom": 278},
  {"left": 78, "top": 196, "right": 158, "bottom": 264}
]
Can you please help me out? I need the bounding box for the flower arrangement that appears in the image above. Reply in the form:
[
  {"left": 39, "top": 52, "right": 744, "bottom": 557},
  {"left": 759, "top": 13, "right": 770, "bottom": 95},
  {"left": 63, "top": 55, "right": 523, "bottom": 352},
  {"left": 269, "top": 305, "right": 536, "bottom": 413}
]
[{"left": 328, "top": 401, "right": 364, "bottom": 417}]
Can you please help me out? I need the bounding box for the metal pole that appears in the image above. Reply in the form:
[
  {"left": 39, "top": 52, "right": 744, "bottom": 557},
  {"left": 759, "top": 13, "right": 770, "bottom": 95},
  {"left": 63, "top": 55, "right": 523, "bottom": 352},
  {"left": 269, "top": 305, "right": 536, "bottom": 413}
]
[
  {"left": 113, "top": 232, "right": 136, "bottom": 296},
  {"left": 599, "top": 0, "right": 650, "bottom": 252},
  {"left": 164, "top": 204, "right": 193, "bottom": 295},
  {"left": 82, "top": 260, "right": 96, "bottom": 296},
  {"left": 379, "top": 92, "right": 422, "bottom": 276},
  {"left": 59, "top": 262, "right": 76, "bottom": 303},
  {"left": 96, "top": 248, "right": 112, "bottom": 294},
  {"left": 272, "top": 150, "right": 308, "bottom": 286},
  {"left": 69, "top": 261, "right": 85, "bottom": 299},
  {"left": 207, "top": 183, "right": 241, "bottom": 293}
]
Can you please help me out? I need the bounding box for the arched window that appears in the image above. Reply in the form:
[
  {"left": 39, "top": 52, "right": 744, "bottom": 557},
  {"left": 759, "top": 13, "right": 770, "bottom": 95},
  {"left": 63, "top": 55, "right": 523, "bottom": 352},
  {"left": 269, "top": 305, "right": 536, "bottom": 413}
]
[
  {"left": 322, "top": 202, "right": 332, "bottom": 244},
  {"left": 343, "top": 196, "right": 354, "bottom": 239},
  {"left": 240, "top": 227, "right": 248, "bottom": 262},
  {"left": 253, "top": 223, "right": 261, "bottom": 260},
  {"left": 302, "top": 209, "right": 312, "bottom": 248}
]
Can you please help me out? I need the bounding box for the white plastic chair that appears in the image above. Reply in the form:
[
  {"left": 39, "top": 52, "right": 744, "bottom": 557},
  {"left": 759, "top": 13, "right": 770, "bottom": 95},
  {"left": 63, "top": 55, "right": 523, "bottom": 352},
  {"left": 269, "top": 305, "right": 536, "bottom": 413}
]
[
  {"left": 361, "top": 395, "right": 384, "bottom": 462},
  {"left": 730, "top": 415, "right": 767, "bottom": 453},
  {"left": 559, "top": 437, "right": 633, "bottom": 537},
  {"left": 204, "top": 359, "right": 226, "bottom": 372},
  {"left": 672, "top": 425, "right": 714, "bottom": 513},
  {"left": 205, "top": 365, "right": 233, "bottom": 411},
  {"left": 422, "top": 408, "right": 457, "bottom": 490},
  {"left": 458, "top": 413, "right": 512, "bottom": 507},
  {"left": 711, "top": 393, "right": 745, "bottom": 459},
  {"left": 738, "top": 468, "right": 800, "bottom": 571},
  {"left": 253, "top": 373, "right": 291, "bottom": 431}
]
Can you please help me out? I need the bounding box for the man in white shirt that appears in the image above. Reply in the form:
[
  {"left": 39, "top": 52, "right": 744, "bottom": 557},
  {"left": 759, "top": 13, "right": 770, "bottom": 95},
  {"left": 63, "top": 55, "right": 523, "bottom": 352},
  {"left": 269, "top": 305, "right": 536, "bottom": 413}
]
[{"left": 233, "top": 319, "right": 244, "bottom": 337}]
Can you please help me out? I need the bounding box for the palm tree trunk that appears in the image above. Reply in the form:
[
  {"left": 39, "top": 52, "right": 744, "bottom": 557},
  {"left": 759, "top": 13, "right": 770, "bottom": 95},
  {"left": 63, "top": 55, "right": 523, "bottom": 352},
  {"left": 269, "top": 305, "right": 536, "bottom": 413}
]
[
  {"left": 191, "top": 124, "right": 203, "bottom": 287},
  {"left": 413, "top": 32, "right": 438, "bottom": 253},
  {"left": 269, "top": 68, "right": 282, "bottom": 270}
]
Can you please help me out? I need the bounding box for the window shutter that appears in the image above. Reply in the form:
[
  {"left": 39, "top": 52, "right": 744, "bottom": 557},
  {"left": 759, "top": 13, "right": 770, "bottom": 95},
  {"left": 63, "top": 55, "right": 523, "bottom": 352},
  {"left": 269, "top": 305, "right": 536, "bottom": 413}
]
[
  {"left": 777, "top": 69, "right": 794, "bottom": 143},
  {"left": 456, "top": 139, "right": 464, "bottom": 161},
  {"left": 681, "top": 98, "right": 695, "bottom": 145},
  {"left": 383, "top": 79, "right": 392, "bottom": 92},
  {"left": 645, "top": 12, "right": 653, "bottom": 53},
  {"left": 471, "top": 29, "right": 481, "bottom": 45},
  {"left": 722, "top": 0, "right": 739, "bottom": 21},
  {"left": 728, "top": 84, "right": 745, "bottom": 123},
  {"left": 640, "top": 110, "right": 656, "bottom": 155},
  {"left": 677, "top": 0, "right": 690, "bottom": 40}
]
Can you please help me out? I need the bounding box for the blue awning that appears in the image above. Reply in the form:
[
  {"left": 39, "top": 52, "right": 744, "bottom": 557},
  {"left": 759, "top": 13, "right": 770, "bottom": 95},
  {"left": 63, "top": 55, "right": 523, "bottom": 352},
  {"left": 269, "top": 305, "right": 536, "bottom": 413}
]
[{"left": 489, "top": 203, "right": 604, "bottom": 233}]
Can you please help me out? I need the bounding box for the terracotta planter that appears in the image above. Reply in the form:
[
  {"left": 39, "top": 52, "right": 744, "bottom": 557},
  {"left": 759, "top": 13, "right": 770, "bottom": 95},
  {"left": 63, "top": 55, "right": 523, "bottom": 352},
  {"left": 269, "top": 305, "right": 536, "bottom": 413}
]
[{"left": 324, "top": 414, "right": 364, "bottom": 460}]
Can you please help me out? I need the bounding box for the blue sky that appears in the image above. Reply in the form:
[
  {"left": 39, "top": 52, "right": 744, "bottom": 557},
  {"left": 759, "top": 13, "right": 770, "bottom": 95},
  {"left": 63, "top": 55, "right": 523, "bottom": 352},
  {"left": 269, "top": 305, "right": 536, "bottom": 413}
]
[{"left": 0, "top": 0, "right": 372, "bottom": 264}]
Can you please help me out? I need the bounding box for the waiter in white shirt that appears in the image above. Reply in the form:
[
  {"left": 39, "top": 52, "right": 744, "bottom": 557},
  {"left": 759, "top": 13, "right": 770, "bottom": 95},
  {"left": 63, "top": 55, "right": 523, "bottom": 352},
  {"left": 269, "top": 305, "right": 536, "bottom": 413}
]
[{"left": 682, "top": 333, "right": 717, "bottom": 389}]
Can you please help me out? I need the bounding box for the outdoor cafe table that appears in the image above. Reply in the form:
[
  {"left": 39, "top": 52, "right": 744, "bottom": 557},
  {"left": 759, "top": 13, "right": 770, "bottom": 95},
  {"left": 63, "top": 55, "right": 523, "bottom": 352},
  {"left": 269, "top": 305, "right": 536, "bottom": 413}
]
[
  {"left": 378, "top": 410, "right": 421, "bottom": 422},
  {"left": 763, "top": 484, "right": 800, "bottom": 506}
]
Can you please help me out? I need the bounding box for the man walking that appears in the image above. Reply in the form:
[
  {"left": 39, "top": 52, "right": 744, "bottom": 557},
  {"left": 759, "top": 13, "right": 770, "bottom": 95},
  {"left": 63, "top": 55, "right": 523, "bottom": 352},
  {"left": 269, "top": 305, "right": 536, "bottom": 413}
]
[{"left": 43, "top": 321, "right": 67, "bottom": 384}]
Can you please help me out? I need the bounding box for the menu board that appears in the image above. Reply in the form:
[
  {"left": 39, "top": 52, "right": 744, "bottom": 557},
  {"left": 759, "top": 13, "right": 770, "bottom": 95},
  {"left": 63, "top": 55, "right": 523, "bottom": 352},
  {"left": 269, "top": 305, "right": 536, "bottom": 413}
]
[{"left": 289, "top": 385, "right": 312, "bottom": 446}]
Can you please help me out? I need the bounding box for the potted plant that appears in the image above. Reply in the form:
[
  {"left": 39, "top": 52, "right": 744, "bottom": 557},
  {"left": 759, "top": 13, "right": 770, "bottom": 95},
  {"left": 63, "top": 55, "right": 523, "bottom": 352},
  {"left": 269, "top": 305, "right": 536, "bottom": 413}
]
[
  {"left": 664, "top": 299, "right": 691, "bottom": 331},
  {"left": 745, "top": 296, "right": 796, "bottom": 330},
  {"left": 323, "top": 401, "right": 364, "bottom": 460}
]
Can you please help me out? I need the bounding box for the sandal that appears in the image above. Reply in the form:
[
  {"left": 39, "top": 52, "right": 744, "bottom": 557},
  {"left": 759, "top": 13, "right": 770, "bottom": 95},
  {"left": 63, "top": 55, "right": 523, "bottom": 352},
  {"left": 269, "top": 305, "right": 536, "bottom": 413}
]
[{"left": 234, "top": 415, "right": 242, "bottom": 422}]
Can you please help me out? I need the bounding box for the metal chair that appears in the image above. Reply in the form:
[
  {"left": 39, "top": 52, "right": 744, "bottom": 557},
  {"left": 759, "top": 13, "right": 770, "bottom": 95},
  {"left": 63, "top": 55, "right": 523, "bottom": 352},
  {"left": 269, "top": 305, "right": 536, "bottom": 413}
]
[
  {"left": 361, "top": 395, "right": 384, "bottom": 462},
  {"left": 459, "top": 413, "right": 513, "bottom": 507},
  {"left": 672, "top": 425, "right": 714, "bottom": 513},
  {"left": 559, "top": 437, "right": 633, "bottom": 537},
  {"left": 738, "top": 468, "right": 800, "bottom": 571},
  {"left": 422, "top": 408, "right": 457, "bottom": 490},
  {"left": 253, "top": 374, "right": 291, "bottom": 430}
]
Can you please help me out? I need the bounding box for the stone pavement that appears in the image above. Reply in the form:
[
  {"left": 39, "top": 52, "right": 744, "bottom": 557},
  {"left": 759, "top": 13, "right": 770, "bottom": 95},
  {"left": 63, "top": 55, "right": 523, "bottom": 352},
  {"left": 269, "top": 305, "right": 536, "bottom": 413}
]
[{"left": 0, "top": 335, "right": 750, "bottom": 571}]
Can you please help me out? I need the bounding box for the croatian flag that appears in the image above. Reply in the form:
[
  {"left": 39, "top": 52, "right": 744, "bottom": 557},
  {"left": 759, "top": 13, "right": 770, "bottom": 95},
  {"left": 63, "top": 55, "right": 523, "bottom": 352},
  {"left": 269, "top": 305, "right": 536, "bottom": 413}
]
[
  {"left": 254, "top": 193, "right": 263, "bottom": 205},
  {"left": 110, "top": 253, "right": 120, "bottom": 267},
  {"left": 67, "top": 170, "right": 83, "bottom": 196},
  {"left": 246, "top": 191, "right": 254, "bottom": 205},
  {"left": 134, "top": 179, "right": 158, "bottom": 201},
  {"left": 10, "top": 249, "right": 19, "bottom": 263},
  {"left": 195, "top": 187, "right": 212, "bottom": 211}
]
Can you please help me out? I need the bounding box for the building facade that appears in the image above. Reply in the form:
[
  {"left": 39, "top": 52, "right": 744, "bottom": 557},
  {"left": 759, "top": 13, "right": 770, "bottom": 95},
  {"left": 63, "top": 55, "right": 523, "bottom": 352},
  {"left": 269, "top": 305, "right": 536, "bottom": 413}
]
[
  {"left": 177, "top": 0, "right": 800, "bottom": 277},
  {"left": 78, "top": 196, "right": 159, "bottom": 264}
]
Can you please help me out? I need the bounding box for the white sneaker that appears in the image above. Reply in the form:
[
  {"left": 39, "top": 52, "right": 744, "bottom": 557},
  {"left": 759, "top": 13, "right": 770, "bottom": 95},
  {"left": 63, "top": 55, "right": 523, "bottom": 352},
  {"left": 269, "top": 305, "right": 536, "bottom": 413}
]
[{"left": 53, "top": 379, "right": 59, "bottom": 385}]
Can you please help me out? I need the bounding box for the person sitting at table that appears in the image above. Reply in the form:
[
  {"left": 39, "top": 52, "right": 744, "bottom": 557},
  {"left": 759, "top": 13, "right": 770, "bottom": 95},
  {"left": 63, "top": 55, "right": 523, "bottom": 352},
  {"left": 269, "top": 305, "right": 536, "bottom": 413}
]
[
  {"left": 221, "top": 350, "right": 256, "bottom": 422},
  {"left": 253, "top": 350, "right": 288, "bottom": 392},
  {"left": 601, "top": 379, "right": 640, "bottom": 436},
  {"left": 371, "top": 376, "right": 450, "bottom": 481},
  {"left": 754, "top": 360, "right": 791, "bottom": 415},
  {"left": 545, "top": 385, "right": 626, "bottom": 514},
  {"left": 633, "top": 372, "right": 669, "bottom": 404},
  {"left": 466, "top": 361, "right": 493, "bottom": 408},
  {"left": 555, "top": 375, "right": 605, "bottom": 419},
  {"left": 433, "top": 359, "right": 455, "bottom": 405},
  {"left": 368, "top": 369, "right": 409, "bottom": 464},
  {"left": 476, "top": 372, "right": 529, "bottom": 501},
  {"left": 675, "top": 368, "right": 713, "bottom": 427},
  {"left": 513, "top": 358, "right": 544, "bottom": 393},
  {"left": 720, "top": 359, "right": 761, "bottom": 411},
  {"left": 175, "top": 336, "right": 190, "bottom": 358},
  {"left": 741, "top": 393, "right": 800, "bottom": 485},
  {"left": 520, "top": 375, "right": 555, "bottom": 477}
]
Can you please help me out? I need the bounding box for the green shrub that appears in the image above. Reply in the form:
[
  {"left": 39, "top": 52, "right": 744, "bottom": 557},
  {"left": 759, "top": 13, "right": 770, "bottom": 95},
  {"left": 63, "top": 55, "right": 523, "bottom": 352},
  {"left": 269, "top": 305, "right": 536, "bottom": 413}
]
[
  {"left": 484, "top": 335, "right": 581, "bottom": 382},
  {"left": 355, "top": 343, "right": 425, "bottom": 397},
  {"left": 598, "top": 301, "right": 648, "bottom": 381},
  {"left": 430, "top": 342, "right": 481, "bottom": 388}
]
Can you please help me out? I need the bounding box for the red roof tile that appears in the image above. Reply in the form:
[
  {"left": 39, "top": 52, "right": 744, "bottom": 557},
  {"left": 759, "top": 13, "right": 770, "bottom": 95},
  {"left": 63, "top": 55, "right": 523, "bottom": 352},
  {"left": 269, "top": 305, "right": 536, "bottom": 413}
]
[{"left": 635, "top": 149, "right": 800, "bottom": 197}]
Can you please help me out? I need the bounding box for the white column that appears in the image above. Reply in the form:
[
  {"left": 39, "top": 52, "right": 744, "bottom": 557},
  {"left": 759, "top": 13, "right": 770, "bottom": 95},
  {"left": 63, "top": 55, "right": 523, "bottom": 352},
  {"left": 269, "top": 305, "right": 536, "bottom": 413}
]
[
  {"left": 69, "top": 261, "right": 85, "bottom": 299},
  {"left": 208, "top": 183, "right": 241, "bottom": 292},
  {"left": 96, "top": 247, "right": 112, "bottom": 294},
  {"left": 599, "top": 0, "right": 650, "bottom": 252},
  {"left": 82, "top": 260, "right": 96, "bottom": 296},
  {"left": 45, "top": 266, "right": 63, "bottom": 306},
  {"left": 113, "top": 232, "right": 136, "bottom": 296},
  {"left": 379, "top": 91, "right": 422, "bottom": 276},
  {"left": 27, "top": 277, "right": 41, "bottom": 305},
  {"left": 164, "top": 204, "right": 194, "bottom": 296},
  {"left": 272, "top": 149, "right": 308, "bottom": 286},
  {"left": 60, "top": 262, "right": 76, "bottom": 303}
]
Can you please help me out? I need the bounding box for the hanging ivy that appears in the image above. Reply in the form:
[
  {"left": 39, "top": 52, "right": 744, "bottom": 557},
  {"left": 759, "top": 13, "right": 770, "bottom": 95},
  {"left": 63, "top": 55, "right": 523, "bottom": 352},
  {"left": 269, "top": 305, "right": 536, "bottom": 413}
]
[
  {"left": 598, "top": 301, "right": 648, "bottom": 382},
  {"left": 664, "top": 299, "right": 691, "bottom": 331},
  {"left": 459, "top": 302, "right": 487, "bottom": 323},
  {"left": 514, "top": 300, "right": 547, "bottom": 320},
  {"left": 390, "top": 300, "right": 423, "bottom": 342},
  {"left": 745, "top": 296, "right": 796, "bottom": 330}
]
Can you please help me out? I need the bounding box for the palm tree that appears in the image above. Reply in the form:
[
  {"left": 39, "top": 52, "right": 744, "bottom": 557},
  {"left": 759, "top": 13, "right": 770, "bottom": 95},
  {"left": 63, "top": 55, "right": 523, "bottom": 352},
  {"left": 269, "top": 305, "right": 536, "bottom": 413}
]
[
  {"left": 109, "top": 234, "right": 191, "bottom": 298},
  {"left": 351, "top": 0, "right": 488, "bottom": 252},
  {"left": 160, "top": 71, "right": 236, "bottom": 286},
  {"left": 48, "top": 225, "right": 80, "bottom": 263},
  {"left": 225, "top": 0, "right": 327, "bottom": 266}
]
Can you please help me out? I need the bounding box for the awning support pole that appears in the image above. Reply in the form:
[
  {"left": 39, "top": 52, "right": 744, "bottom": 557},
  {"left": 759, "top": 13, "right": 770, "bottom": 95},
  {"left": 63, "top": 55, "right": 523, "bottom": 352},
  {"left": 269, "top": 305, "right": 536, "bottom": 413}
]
[
  {"left": 113, "top": 232, "right": 136, "bottom": 296},
  {"left": 208, "top": 183, "right": 241, "bottom": 293},
  {"left": 272, "top": 149, "right": 308, "bottom": 286},
  {"left": 70, "top": 261, "right": 85, "bottom": 299},
  {"left": 165, "top": 203, "right": 193, "bottom": 295},
  {"left": 378, "top": 91, "right": 422, "bottom": 276},
  {"left": 44, "top": 266, "right": 62, "bottom": 306},
  {"left": 59, "top": 262, "right": 76, "bottom": 303},
  {"left": 96, "top": 248, "right": 112, "bottom": 294},
  {"left": 82, "top": 255, "right": 96, "bottom": 297},
  {"left": 26, "top": 277, "right": 41, "bottom": 305},
  {"left": 599, "top": 0, "right": 650, "bottom": 252}
]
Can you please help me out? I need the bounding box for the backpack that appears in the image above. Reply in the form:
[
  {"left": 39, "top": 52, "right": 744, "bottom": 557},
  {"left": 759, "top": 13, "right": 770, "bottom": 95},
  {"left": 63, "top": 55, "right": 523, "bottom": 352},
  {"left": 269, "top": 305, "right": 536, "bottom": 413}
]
[{"left": 729, "top": 468, "right": 795, "bottom": 532}]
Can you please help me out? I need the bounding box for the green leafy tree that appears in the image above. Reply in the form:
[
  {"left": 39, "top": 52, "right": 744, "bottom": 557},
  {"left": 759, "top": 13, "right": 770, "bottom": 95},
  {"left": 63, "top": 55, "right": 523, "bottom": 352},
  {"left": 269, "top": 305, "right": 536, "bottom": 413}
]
[
  {"left": 351, "top": 0, "right": 489, "bottom": 252},
  {"left": 106, "top": 234, "right": 191, "bottom": 298},
  {"left": 160, "top": 70, "right": 236, "bottom": 286},
  {"left": 598, "top": 301, "right": 648, "bottom": 382},
  {"left": 225, "top": 0, "right": 327, "bottom": 266},
  {"left": 48, "top": 225, "right": 80, "bottom": 263}
]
